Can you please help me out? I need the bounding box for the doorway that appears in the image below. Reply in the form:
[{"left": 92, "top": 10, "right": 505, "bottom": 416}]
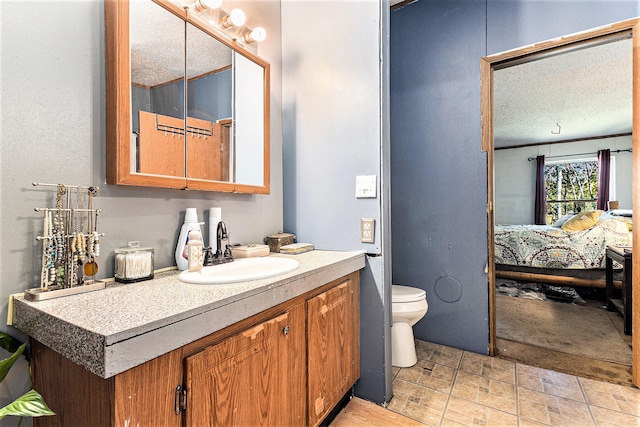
[{"left": 482, "top": 18, "right": 640, "bottom": 386}]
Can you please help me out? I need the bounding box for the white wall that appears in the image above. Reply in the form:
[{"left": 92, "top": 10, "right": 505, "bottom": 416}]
[
  {"left": 495, "top": 135, "right": 632, "bottom": 224},
  {"left": 281, "top": 0, "right": 392, "bottom": 403}
]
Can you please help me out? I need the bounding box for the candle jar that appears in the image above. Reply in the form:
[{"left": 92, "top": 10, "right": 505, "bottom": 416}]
[{"left": 114, "top": 242, "right": 154, "bottom": 283}]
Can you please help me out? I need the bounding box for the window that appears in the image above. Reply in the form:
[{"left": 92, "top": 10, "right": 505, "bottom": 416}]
[{"left": 544, "top": 158, "right": 598, "bottom": 224}]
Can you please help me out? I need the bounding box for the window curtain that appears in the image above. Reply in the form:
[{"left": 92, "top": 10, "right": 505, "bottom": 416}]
[
  {"left": 597, "top": 149, "right": 611, "bottom": 210},
  {"left": 534, "top": 155, "right": 546, "bottom": 225}
]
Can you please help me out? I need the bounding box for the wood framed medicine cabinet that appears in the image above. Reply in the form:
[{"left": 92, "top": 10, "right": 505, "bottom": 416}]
[{"left": 105, "top": 0, "right": 270, "bottom": 194}]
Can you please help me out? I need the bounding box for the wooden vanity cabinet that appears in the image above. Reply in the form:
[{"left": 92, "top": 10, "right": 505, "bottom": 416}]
[{"left": 31, "top": 272, "right": 359, "bottom": 426}]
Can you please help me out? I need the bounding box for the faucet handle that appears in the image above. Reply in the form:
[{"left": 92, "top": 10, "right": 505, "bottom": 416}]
[
  {"left": 203, "top": 247, "right": 215, "bottom": 266},
  {"left": 224, "top": 244, "right": 233, "bottom": 259}
]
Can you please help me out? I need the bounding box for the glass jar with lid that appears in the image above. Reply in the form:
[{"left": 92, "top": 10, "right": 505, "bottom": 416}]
[{"left": 114, "top": 241, "right": 154, "bottom": 283}]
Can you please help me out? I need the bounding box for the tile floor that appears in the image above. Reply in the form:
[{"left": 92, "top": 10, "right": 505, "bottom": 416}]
[{"left": 387, "top": 340, "right": 640, "bottom": 426}]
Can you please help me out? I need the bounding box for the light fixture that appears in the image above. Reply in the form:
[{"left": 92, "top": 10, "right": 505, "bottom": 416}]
[
  {"left": 242, "top": 27, "right": 266, "bottom": 43},
  {"left": 192, "top": 0, "right": 222, "bottom": 12},
  {"left": 220, "top": 8, "right": 246, "bottom": 28},
  {"left": 184, "top": 2, "right": 265, "bottom": 46}
]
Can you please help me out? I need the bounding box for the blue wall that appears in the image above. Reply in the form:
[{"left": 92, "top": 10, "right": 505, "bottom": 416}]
[
  {"left": 391, "top": 0, "right": 489, "bottom": 354},
  {"left": 131, "top": 70, "right": 232, "bottom": 132},
  {"left": 487, "top": 1, "right": 640, "bottom": 55},
  {"left": 188, "top": 69, "right": 232, "bottom": 122},
  {"left": 390, "top": 0, "right": 639, "bottom": 354}
]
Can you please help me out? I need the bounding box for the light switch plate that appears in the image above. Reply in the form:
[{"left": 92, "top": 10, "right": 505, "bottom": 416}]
[
  {"left": 355, "top": 175, "right": 377, "bottom": 198},
  {"left": 360, "top": 218, "right": 375, "bottom": 243}
]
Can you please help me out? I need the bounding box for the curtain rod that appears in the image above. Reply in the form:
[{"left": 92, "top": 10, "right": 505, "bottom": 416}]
[
  {"left": 497, "top": 132, "right": 632, "bottom": 151},
  {"left": 527, "top": 148, "right": 631, "bottom": 161}
]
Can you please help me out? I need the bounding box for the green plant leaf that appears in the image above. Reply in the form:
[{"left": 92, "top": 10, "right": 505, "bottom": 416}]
[
  {"left": 0, "top": 333, "right": 22, "bottom": 355},
  {"left": 0, "top": 342, "right": 25, "bottom": 384},
  {"left": 0, "top": 332, "right": 31, "bottom": 364},
  {"left": 0, "top": 389, "right": 55, "bottom": 420}
]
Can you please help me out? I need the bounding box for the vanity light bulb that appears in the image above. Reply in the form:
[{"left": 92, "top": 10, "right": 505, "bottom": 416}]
[
  {"left": 230, "top": 9, "right": 246, "bottom": 26},
  {"left": 245, "top": 27, "right": 267, "bottom": 43},
  {"left": 221, "top": 8, "right": 246, "bottom": 28},
  {"left": 194, "top": 0, "right": 222, "bottom": 12}
]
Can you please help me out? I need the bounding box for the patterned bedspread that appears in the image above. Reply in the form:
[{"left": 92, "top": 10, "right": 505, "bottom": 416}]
[{"left": 495, "top": 218, "right": 631, "bottom": 269}]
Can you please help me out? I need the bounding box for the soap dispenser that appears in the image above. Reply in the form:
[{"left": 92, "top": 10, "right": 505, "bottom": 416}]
[
  {"left": 187, "top": 230, "right": 204, "bottom": 272},
  {"left": 175, "top": 208, "right": 202, "bottom": 271}
]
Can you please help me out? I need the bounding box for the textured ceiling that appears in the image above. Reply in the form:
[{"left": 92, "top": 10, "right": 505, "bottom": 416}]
[
  {"left": 493, "top": 37, "right": 632, "bottom": 148},
  {"left": 130, "top": 0, "right": 232, "bottom": 87}
]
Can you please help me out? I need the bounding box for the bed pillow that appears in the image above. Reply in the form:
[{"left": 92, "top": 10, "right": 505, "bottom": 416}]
[
  {"left": 612, "top": 216, "right": 633, "bottom": 231},
  {"left": 608, "top": 209, "right": 633, "bottom": 217},
  {"left": 600, "top": 212, "right": 633, "bottom": 231},
  {"left": 553, "top": 213, "right": 574, "bottom": 228},
  {"left": 561, "top": 210, "right": 603, "bottom": 231}
]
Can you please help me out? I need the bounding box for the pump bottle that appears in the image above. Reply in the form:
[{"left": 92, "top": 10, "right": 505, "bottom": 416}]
[{"left": 175, "top": 208, "right": 202, "bottom": 270}]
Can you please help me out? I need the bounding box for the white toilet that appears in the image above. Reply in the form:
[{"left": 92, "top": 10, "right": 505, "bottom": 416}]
[{"left": 391, "top": 285, "right": 428, "bottom": 367}]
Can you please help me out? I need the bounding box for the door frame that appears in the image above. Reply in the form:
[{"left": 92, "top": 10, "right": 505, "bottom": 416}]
[{"left": 482, "top": 18, "right": 640, "bottom": 386}]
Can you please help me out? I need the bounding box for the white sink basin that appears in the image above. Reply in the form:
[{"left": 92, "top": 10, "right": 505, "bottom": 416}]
[{"left": 178, "top": 257, "right": 300, "bottom": 284}]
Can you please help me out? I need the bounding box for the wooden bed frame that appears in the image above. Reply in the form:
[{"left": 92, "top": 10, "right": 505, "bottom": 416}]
[{"left": 495, "top": 264, "right": 623, "bottom": 289}]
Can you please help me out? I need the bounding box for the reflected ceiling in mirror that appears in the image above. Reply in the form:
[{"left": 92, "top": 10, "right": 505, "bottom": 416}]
[{"left": 130, "top": 0, "right": 232, "bottom": 86}]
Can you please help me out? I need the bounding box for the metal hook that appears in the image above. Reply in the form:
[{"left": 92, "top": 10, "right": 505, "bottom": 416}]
[{"left": 551, "top": 123, "right": 561, "bottom": 135}]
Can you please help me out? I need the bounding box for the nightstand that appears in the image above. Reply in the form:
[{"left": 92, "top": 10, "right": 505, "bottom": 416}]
[{"left": 605, "top": 245, "right": 632, "bottom": 335}]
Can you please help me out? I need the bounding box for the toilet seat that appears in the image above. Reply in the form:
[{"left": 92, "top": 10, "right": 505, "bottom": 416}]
[{"left": 392, "top": 285, "right": 426, "bottom": 303}]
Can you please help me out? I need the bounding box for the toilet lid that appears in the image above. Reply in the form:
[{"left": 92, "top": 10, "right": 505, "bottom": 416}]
[{"left": 392, "top": 285, "right": 426, "bottom": 303}]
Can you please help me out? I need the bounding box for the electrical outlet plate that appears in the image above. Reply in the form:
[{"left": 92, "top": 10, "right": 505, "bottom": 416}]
[{"left": 360, "top": 218, "right": 375, "bottom": 243}]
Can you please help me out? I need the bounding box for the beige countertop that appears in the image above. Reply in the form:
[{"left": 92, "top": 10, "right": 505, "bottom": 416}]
[{"left": 13, "top": 250, "right": 365, "bottom": 378}]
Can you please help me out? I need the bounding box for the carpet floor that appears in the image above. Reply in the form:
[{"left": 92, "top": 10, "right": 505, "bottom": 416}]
[{"left": 496, "top": 294, "right": 632, "bottom": 366}]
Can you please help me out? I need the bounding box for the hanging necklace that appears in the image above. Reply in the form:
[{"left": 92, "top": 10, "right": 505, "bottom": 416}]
[
  {"left": 53, "top": 184, "right": 67, "bottom": 287},
  {"left": 84, "top": 187, "right": 99, "bottom": 278},
  {"left": 40, "top": 209, "right": 55, "bottom": 289}
]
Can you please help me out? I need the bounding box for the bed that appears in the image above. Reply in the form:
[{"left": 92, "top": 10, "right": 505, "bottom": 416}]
[{"left": 494, "top": 211, "right": 632, "bottom": 288}]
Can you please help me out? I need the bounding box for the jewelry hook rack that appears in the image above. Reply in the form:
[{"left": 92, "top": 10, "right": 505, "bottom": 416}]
[{"left": 26, "top": 182, "right": 106, "bottom": 301}]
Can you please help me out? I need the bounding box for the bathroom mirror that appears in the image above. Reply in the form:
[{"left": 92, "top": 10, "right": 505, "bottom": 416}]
[{"left": 106, "top": 0, "right": 270, "bottom": 193}]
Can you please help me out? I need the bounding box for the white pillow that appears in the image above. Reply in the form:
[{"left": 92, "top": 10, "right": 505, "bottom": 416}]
[
  {"left": 608, "top": 209, "right": 632, "bottom": 217},
  {"left": 553, "top": 213, "right": 574, "bottom": 228}
]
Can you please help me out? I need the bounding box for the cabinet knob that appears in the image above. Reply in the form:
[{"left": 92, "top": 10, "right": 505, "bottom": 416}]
[{"left": 282, "top": 325, "right": 290, "bottom": 335}]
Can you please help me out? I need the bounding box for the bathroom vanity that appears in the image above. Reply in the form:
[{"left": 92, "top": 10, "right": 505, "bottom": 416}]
[{"left": 13, "top": 250, "right": 364, "bottom": 426}]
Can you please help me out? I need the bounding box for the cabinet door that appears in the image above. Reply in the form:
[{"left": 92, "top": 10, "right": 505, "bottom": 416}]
[
  {"left": 114, "top": 350, "right": 183, "bottom": 427},
  {"left": 184, "top": 303, "right": 306, "bottom": 426},
  {"left": 307, "top": 275, "right": 359, "bottom": 426}
]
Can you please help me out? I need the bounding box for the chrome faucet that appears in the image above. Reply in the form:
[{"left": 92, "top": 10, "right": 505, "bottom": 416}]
[
  {"left": 216, "top": 221, "right": 228, "bottom": 258},
  {"left": 210, "top": 221, "right": 233, "bottom": 264},
  {"left": 203, "top": 221, "right": 234, "bottom": 266}
]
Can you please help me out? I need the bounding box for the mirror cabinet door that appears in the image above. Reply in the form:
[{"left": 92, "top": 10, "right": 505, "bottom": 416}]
[
  {"left": 234, "top": 51, "right": 267, "bottom": 189},
  {"left": 131, "top": 0, "right": 186, "bottom": 179},
  {"left": 184, "top": 21, "right": 235, "bottom": 190}
]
